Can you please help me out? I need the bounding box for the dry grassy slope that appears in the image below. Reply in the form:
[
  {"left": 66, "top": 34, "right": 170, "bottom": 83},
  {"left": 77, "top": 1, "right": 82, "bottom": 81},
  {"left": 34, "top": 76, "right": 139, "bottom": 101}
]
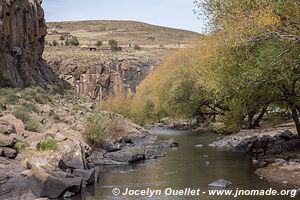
[
  {"left": 43, "top": 20, "right": 202, "bottom": 100},
  {"left": 45, "top": 20, "right": 201, "bottom": 46}
]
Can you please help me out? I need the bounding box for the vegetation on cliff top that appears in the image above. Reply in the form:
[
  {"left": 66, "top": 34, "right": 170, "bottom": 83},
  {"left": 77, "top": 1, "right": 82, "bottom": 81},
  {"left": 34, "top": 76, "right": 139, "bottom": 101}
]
[{"left": 103, "top": 0, "right": 300, "bottom": 136}]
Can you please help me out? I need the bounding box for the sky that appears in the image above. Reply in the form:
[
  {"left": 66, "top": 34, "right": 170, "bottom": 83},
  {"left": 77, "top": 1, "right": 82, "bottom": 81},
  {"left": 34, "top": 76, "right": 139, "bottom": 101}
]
[{"left": 43, "top": 0, "right": 205, "bottom": 33}]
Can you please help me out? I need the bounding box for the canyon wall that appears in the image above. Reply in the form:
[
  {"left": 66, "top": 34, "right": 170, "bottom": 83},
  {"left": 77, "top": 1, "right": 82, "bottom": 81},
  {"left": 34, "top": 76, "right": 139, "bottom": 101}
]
[{"left": 0, "top": 0, "right": 62, "bottom": 88}]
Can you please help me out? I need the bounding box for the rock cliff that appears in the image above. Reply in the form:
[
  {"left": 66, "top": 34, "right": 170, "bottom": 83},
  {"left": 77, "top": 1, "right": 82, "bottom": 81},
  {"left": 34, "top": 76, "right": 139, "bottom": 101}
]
[{"left": 0, "top": 0, "right": 62, "bottom": 88}]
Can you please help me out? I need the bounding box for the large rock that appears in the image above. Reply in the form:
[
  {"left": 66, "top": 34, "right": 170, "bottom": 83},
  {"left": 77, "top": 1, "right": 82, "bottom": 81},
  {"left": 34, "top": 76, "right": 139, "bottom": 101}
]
[
  {"left": 28, "top": 166, "right": 83, "bottom": 199},
  {"left": 72, "top": 168, "right": 96, "bottom": 186},
  {"left": 0, "top": 134, "right": 15, "bottom": 147},
  {"left": 0, "top": 121, "right": 16, "bottom": 134},
  {"left": 0, "top": 147, "right": 17, "bottom": 158},
  {"left": 59, "top": 141, "right": 88, "bottom": 170},
  {"left": 105, "top": 147, "right": 145, "bottom": 163}
]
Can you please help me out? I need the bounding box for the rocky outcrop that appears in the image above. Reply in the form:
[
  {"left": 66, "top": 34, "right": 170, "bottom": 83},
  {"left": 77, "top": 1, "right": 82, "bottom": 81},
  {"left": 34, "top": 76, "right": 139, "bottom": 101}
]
[
  {"left": 45, "top": 54, "right": 158, "bottom": 100},
  {"left": 209, "top": 129, "right": 298, "bottom": 154},
  {"left": 0, "top": 0, "right": 63, "bottom": 88}
]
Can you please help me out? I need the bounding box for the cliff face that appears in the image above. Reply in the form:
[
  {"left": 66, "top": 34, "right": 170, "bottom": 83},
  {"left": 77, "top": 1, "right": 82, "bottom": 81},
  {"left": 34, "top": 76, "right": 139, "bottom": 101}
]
[
  {"left": 45, "top": 51, "right": 160, "bottom": 100},
  {"left": 0, "top": 0, "right": 60, "bottom": 88}
]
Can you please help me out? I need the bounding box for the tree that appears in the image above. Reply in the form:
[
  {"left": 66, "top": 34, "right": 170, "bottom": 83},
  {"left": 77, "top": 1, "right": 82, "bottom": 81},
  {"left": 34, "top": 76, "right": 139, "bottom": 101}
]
[
  {"left": 52, "top": 40, "right": 58, "bottom": 46},
  {"left": 69, "top": 36, "right": 80, "bottom": 46},
  {"left": 108, "top": 39, "right": 121, "bottom": 51},
  {"left": 96, "top": 41, "right": 102, "bottom": 47}
]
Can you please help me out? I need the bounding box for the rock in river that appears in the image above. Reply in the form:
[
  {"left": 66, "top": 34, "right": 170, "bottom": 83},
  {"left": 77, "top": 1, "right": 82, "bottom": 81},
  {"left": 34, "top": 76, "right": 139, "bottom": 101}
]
[{"left": 208, "top": 179, "right": 232, "bottom": 188}]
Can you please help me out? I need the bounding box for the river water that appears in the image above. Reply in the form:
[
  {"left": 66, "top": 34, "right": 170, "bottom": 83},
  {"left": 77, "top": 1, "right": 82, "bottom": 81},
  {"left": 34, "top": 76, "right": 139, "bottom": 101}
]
[{"left": 84, "top": 129, "right": 296, "bottom": 200}]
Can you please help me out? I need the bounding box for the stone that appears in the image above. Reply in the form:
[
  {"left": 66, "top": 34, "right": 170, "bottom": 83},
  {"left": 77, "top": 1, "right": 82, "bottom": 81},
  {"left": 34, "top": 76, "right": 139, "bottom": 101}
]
[
  {"left": 28, "top": 166, "right": 83, "bottom": 199},
  {"left": 208, "top": 179, "right": 232, "bottom": 188},
  {"left": 0, "top": 134, "right": 15, "bottom": 147},
  {"left": 62, "top": 176, "right": 82, "bottom": 194},
  {"left": 158, "top": 139, "right": 179, "bottom": 149},
  {"left": 28, "top": 166, "right": 68, "bottom": 198},
  {"left": 0, "top": 121, "right": 16, "bottom": 134},
  {"left": 72, "top": 168, "right": 96, "bottom": 186},
  {"left": 63, "top": 191, "right": 75, "bottom": 198},
  {"left": 274, "top": 158, "right": 286, "bottom": 164},
  {"left": 101, "top": 141, "right": 122, "bottom": 152},
  {"left": 194, "top": 144, "right": 204, "bottom": 148},
  {"left": 105, "top": 148, "right": 145, "bottom": 163},
  {"left": 59, "top": 141, "right": 88, "bottom": 170},
  {"left": 279, "top": 130, "right": 294, "bottom": 141},
  {"left": 0, "top": 147, "right": 17, "bottom": 158}
]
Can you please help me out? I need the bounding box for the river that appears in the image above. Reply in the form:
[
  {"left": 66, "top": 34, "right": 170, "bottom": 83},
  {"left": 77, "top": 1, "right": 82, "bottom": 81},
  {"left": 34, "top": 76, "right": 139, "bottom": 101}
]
[{"left": 83, "top": 129, "right": 295, "bottom": 200}]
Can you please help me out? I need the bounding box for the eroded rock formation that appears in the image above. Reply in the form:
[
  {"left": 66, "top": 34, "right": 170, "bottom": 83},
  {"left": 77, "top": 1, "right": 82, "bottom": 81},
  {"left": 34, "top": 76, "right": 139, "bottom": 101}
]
[{"left": 0, "top": 0, "right": 62, "bottom": 88}]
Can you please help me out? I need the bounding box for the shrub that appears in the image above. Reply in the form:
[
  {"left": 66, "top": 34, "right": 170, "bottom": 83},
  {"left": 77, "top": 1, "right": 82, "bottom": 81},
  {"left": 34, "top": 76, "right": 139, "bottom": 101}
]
[
  {"left": 59, "top": 35, "right": 65, "bottom": 40},
  {"left": 65, "top": 39, "right": 70, "bottom": 46},
  {"left": 109, "top": 39, "right": 121, "bottom": 51},
  {"left": 22, "top": 87, "right": 51, "bottom": 104},
  {"left": 25, "top": 118, "right": 40, "bottom": 132},
  {"left": 84, "top": 112, "right": 126, "bottom": 147},
  {"left": 52, "top": 40, "right": 58, "bottom": 46},
  {"left": 12, "top": 107, "right": 30, "bottom": 123},
  {"left": 14, "top": 141, "right": 30, "bottom": 153},
  {"left": 37, "top": 138, "right": 58, "bottom": 151},
  {"left": 96, "top": 41, "right": 102, "bottom": 46},
  {"left": 12, "top": 104, "right": 40, "bottom": 132},
  {"left": 85, "top": 113, "right": 108, "bottom": 146},
  {"left": 0, "top": 88, "right": 20, "bottom": 106},
  {"left": 69, "top": 36, "right": 80, "bottom": 46}
]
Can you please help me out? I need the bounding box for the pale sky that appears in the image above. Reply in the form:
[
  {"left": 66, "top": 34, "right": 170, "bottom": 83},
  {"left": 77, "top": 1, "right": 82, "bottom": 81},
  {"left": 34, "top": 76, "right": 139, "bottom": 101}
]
[{"left": 43, "top": 0, "right": 205, "bottom": 33}]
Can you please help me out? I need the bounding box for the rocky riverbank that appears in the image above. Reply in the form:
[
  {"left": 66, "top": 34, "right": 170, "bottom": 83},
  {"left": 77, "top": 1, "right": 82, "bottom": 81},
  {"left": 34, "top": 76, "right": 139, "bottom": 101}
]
[
  {"left": 209, "top": 127, "right": 300, "bottom": 190},
  {"left": 0, "top": 87, "right": 178, "bottom": 199}
]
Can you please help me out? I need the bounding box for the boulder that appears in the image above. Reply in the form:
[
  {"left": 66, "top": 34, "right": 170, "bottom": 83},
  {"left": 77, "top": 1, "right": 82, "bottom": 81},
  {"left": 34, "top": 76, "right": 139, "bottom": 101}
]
[
  {"left": 279, "top": 130, "right": 294, "bottom": 141},
  {"left": 208, "top": 179, "right": 232, "bottom": 188},
  {"left": 158, "top": 139, "right": 179, "bottom": 149},
  {"left": 100, "top": 141, "right": 122, "bottom": 152},
  {"left": 59, "top": 141, "right": 88, "bottom": 170},
  {"left": 28, "top": 166, "right": 83, "bottom": 199},
  {"left": 105, "top": 148, "right": 145, "bottom": 163},
  {"left": 194, "top": 144, "right": 204, "bottom": 148},
  {"left": 0, "top": 134, "right": 15, "bottom": 147},
  {"left": 28, "top": 166, "right": 68, "bottom": 198},
  {"left": 0, "top": 147, "right": 17, "bottom": 159},
  {"left": 0, "top": 121, "right": 16, "bottom": 134},
  {"left": 72, "top": 168, "right": 96, "bottom": 186},
  {"left": 0, "top": 114, "right": 26, "bottom": 136}
]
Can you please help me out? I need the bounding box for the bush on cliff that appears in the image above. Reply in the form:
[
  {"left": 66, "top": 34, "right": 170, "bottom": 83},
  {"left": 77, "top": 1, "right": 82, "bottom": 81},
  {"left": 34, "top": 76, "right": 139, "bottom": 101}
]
[{"left": 84, "top": 112, "right": 126, "bottom": 147}]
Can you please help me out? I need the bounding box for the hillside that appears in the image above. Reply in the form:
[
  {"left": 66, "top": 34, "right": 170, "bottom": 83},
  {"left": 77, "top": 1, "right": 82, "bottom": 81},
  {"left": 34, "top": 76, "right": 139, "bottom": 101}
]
[
  {"left": 46, "top": 20, "right": 200, "bottom": 46},
  {"left": 43, "top": 20, "right": 202, "bottom": 100}
]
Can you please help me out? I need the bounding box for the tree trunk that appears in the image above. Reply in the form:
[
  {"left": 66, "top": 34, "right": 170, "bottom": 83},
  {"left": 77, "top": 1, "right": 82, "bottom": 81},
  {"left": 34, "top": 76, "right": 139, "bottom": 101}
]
[
  {"left": 253, "top": 107, "right": 267, "bottom": 128},
  {"left": 291, "top": 107, "right": 300, "bottom": 136},
  {"left": 247, "top": 111, "right": 255, "bottom": 129}
]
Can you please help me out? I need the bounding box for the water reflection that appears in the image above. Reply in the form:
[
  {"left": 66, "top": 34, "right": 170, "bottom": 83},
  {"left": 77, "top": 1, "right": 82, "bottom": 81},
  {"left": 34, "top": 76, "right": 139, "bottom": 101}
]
[{"left": 81, "top": 129, "right": 295, "bottom": 200}]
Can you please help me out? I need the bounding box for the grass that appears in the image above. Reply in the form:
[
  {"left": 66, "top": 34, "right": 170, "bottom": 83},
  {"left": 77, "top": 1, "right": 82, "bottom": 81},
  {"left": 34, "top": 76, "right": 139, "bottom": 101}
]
[
  {"left": 84, "top": 112, "right": 126, "bottom": 147},
  {"left": 0, "top": 88, "right": 21, "bottom": 111},
  {"left": 37, "top": 138, "right": 58, "bottom": 151},
  {"left": 12, "top": 107, "right": 30, "bottom": 123},
  {"left": 22, "top": 87, "right": 51, "bottom": 104},
  {"left": 14, "top": 141, "right": 30, "bottom": 153},
  {"left": 12, "top": 104, "right": 40, "bottom": 132}
]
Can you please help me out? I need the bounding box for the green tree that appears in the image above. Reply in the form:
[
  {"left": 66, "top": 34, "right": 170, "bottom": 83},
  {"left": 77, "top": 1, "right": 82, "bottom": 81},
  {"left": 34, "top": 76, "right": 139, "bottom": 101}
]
[
  {"left": 52, "top": 40, "right": 58, "bottom": 46},
  {"left": 96, "top": 41, "right": 102, "bottom": 47},
  {"left": 69, "top": 36, "right": 80, "bottom": 46}
]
